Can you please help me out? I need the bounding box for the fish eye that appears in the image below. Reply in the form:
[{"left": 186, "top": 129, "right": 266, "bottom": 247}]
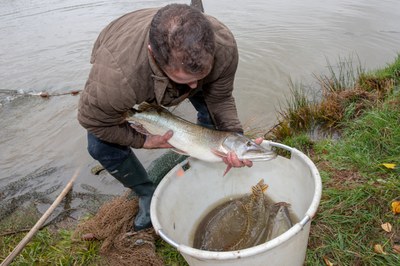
[{"left": 246, "top": 141, "right": 252, "bottom": 147}]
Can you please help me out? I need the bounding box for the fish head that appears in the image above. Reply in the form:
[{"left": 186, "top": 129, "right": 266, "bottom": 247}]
[{"left": 222, "top": 133, "right": 277, "bottom": 161}]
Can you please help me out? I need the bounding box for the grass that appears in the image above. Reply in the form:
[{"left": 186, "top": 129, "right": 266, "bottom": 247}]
[
  {"left": 333, "top": 103, "right": 400, "bottom": 171},
  {"left": 155, "top": 239, "right": 188, "bottom": 266},
  {"left": 1, "top": 55, "right": 399, "bottom": 265},
  {"left": 1, "top": 228, "right": 102, "bottom": 265},
  {"left": 0, "top": 204, "right": 102, "bottom": 265}
]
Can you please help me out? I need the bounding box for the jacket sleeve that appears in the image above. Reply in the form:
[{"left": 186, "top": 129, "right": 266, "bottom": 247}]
[
  {"left": 78, "top": 45, "right": 146, "bottom": 148},
  {"left": 203, "top": 43, "right": 243, "bottom": 133}
]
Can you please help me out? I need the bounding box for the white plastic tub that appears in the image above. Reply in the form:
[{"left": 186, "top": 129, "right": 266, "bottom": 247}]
[{"left": 150, "top": 141, "right": 322, "bottom": 266}]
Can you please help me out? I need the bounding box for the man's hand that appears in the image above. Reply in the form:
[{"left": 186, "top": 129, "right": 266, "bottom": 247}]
[
  {"left": 142, "top": 130, "right": 174, "bottom": 149},
  {"left": 222, "top": 137, "right": 264, "bottom": 168}
]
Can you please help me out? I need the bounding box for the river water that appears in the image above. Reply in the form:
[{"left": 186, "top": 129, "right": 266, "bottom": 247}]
[{"left": 0, "top": 0, "right": 399, "bottom": 212}]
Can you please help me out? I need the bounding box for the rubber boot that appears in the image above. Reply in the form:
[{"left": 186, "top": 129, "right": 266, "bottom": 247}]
[
  {"left": 133, "top": 183, "right": 155, "bottom": 231},
  {"left": 108, "top": 154, "right": 155, "bottom": 231}
]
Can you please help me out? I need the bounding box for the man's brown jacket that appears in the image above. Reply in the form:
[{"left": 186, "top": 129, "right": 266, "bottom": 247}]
[{"left": 78, "top": 8, "right": 242, "bottom": 148}]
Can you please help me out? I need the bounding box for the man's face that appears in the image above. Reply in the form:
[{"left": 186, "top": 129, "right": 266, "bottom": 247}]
[
  {"left": 163, "top": 67, "right": 209, "bottom": 89},
  {"left": 148, "top": 44, "right": 212, "bottom": 89}
]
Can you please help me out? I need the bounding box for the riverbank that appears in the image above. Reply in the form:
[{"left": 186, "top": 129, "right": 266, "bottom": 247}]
[
  {"left": 1, "top": 55, "right": 399, "bottom": 265},
  {"left": 274, "top": 55, "right": 400, "bottom": 265}
]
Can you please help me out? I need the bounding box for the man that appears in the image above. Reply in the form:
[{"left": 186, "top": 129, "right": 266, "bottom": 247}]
[{"left": 78, "top": 3, "right": 259, "bottom": 232}]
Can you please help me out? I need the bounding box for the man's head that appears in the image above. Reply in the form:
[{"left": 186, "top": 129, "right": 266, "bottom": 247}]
[{"left": 149, "top": 4, "right": 215, "bottom": 88}]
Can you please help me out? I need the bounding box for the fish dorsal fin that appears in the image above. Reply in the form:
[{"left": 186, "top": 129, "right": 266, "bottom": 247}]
[{"left": 137, "top": 102, "right": 166, "bottom": 113}]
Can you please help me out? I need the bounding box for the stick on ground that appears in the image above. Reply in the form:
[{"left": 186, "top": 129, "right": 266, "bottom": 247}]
[{"left": 0, "top": 168, "right": 80, "bottom": 266}]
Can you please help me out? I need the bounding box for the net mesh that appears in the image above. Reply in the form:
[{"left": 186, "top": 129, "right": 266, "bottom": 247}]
[{"left": 73, "top": 192, "right": 164, "bottom": 266}]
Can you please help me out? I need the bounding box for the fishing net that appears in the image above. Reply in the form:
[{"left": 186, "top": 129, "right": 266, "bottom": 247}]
[
  {"left": 69, "top": 151, "right": 188, "bottom": 265},
  {"left": 73, "top": 192, "right": 164, "bottom": 266}
]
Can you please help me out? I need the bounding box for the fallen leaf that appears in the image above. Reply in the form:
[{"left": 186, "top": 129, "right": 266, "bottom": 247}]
[
  {"left": 40, "top": 92, "right": 49, "bottom": 98},
  {"left": 391, "top": 201, "right": 400, "bottom": 214},
  {"left": 176, "top": 167, "right": 185, "bottom": 177},
  {"left": 393, "top": 245, "right": 400, "bottom": 254},
  {"left": 323, "top": 256, "right": 334, "bottom": 266},
  {"left": 381, "top": 163, "right": 396, "bottom": 169},
  {"left": 373, "top": 244, "right": 387, "bottom": 255},
  {"left": 381, "top": 222, "right": 392, "bottom": 233}
]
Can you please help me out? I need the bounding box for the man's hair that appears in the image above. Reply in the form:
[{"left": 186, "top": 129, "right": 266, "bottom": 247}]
[{"left": 149, "top": 4, "right": 215, "bottom": 74}]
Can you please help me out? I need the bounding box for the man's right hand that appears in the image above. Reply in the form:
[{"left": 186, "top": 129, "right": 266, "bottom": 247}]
[{"left": 142, "top": 130, "right": 174, "bottom": 149}]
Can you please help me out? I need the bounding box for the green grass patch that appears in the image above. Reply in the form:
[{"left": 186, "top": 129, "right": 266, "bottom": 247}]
[
  {"left": 155, "top": 239, "right": 188, "bottom": 266},
  {"left": 1, "top": 229, "right": 101, "bottom": 265},
  {"left": 330, "top": 100, "right": 400, "bottom": 173}
]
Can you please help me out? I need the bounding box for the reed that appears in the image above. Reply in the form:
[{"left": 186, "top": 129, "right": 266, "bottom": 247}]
[{"left": 267, "top": 55, "right": 397, "bottom": 142}]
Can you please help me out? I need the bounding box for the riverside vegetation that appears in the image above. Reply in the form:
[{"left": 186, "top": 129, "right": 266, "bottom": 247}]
[{"left": 1, "top": 55, "right": 399, "bottom": 265}]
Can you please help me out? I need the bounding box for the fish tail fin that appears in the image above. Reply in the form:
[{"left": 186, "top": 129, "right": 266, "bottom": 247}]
[
  {"left": 250, "top": 179, "right": 268, "bottom": 200},
  {"left": 253, "top": 179, "right": 268, "bottom": 192}
]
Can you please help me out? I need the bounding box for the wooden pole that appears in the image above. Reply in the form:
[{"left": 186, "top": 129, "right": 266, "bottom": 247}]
[{"left": 1, "top": 168, "right": 80, "bottom": 266}]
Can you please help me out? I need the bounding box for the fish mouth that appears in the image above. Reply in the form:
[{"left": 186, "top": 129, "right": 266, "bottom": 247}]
[
  {"left": 241, "top": 149, "right": 277, "bottom": 161},
  {"left": 222, "top": 133, "right": 278, "bottom": 162}
]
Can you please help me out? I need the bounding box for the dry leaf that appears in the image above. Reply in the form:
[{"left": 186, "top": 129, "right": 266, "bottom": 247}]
[
  {"left": 176, "top": 167, "right": 185, "bottom": 177},
  {"left": 381, "top": 163, "right": 396, "bottom": 169},
  {"left": 323, "top": 256, "right": 334, "bottom": 266},
  {"left": 381, "top": 222, "right": 392, "bottom": 233},
  {"left": 373, "top": 244, "right": 387, "bottom": 255},
  {"left": 391, "top": 201, "right": 400, "bottom": 214},
  {"left": 393, "top": 245, "right": 400, "bottom": 254},
  {"left": 39, "top": 92, "right": 49, "bottom": 98}
]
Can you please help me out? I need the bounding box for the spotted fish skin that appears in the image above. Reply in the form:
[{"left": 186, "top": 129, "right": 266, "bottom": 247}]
[{"left": 226, "top": 179, "right": 270, "bottom": 251}]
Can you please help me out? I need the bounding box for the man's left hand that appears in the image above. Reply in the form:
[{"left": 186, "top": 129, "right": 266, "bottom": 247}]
[
  {"left": 142, "top": 130, "right": 174, "bottom": 149},
  {"left": 222, "top": 137, "right": 264, "bottom": 168}
]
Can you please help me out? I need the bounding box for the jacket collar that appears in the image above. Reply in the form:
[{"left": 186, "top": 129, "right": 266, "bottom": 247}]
[{"left": 148, "top": 49, "right": 170, "bottom": 105}]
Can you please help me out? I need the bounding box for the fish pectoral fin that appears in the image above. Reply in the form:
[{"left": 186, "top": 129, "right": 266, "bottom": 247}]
[
  {"left": 210, "top": 149, "right": 231, "bottom": 176},
  {"left": 211, "top": 149, "right": 228, "bottom": 158},
  {"left": 223, "top": 165, "right": 232, "bottom": 176},
  {"left": 171, "top": 148, "right": 190, "bottom": 156},
  {"left": 129, "top": 122, "right": 150, "bottom": 135}
]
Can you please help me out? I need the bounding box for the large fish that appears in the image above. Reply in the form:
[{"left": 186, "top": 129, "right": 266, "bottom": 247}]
[
  {"left": 194, "top": 179, "right": 270, "bottom": 251},
  {"left": 126, "top": 103, "right": 276, "bottom": 174}
]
